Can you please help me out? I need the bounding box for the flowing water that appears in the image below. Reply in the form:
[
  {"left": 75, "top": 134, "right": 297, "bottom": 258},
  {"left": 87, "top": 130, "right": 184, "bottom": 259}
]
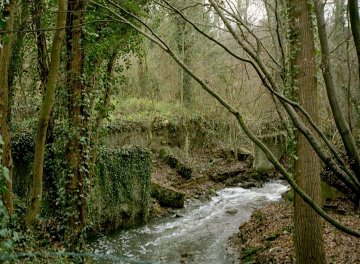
[{"left": 91, "top": 181, "right": 289, "bottom": 264}]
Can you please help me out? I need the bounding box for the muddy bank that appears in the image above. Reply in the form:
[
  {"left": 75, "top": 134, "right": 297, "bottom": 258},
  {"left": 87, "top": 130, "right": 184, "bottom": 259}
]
[{"left": 228, "top": 200, "right": 360, "bottom": 263}]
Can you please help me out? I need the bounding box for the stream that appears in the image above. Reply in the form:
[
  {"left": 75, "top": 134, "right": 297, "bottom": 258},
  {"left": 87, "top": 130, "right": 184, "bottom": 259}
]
[{"left": 90, "top": 181, "right": 289, "bottom": 264}]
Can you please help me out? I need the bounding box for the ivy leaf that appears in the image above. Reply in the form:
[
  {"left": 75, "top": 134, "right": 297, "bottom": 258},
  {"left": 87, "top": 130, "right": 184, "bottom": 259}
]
[
  {"left": 0, "top": 19, "right": 6, "bottom": 30},
  {"left": 12, "top": 231, "right": 19, "bottom": 242},
  {"left": 2, "top": 239, "right": 13, "bottom": 249},
  {"left": 0, "top": 228, "right": 8, "bottom": 237},
  {"left": 2, "top": 167, "right": 10, "bottom": 182}
]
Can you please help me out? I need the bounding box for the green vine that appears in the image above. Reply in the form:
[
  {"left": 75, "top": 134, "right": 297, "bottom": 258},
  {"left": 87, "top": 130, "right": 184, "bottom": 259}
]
[{"left": 88, "top": 145, "right": 151, "bottom": 232}]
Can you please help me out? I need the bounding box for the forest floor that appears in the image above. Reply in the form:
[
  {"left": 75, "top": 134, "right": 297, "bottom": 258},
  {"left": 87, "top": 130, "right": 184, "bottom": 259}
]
[{"left": 228, "top": 198, "right": 360, "bottom": 263}]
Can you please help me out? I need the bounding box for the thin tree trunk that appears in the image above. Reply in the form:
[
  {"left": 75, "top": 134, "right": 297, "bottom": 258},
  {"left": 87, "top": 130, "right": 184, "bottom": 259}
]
[
  {"left": 175, "top": 2, "right": 192, "bottom": 107},
  {"left": 0, "top": 0, "right": 15, "bottom": 215},
  {"left": 26, "top": 0, "right": 67, "bottom": 226},
  {"left": 288, "top": 0, "right": 327, "bottom": 263},
  {"left": 138, "top": 52, "right": 148, "bottom": 98},
  {"left": 314, "top": 0, "right": 360, "bottom": 181},
  {"left": 32, "top": 0, "right": 49, "bottom": 91}
]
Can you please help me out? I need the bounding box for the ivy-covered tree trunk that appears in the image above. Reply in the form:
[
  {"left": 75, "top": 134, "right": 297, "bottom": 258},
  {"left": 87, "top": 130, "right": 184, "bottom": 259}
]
[
  {"left": 89, "top": 50, "right": 118, "bottom": 170},
  {"left": 0, "top": 0, "right": 15, "bottom": 215},
  {"left": 288, "top": 0, "right": 327, "bottom": 263},
  {"left": 26, "top": 0, "right": 67, "bottom": 226},
  {"left": 65, "top": 0, "right": 88, "bottom": 248}
]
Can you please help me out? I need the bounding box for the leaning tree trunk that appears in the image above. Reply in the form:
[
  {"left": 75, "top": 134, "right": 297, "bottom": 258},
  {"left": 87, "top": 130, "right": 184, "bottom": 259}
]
[
  {"left": 0, "top": 0, "right": 15, "bottom": 215},
  {"left": 288, "top": 0, "right": 327, "bottom": 263},
  {"left": 26, "top": 0, "right": 67, "bottom": 226},
  {"left": 314, "top": 0, "right": 360, "bottom": 181}
]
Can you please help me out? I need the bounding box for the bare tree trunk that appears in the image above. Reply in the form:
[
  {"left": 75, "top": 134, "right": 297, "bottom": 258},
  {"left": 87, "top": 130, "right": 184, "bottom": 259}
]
[
  {"left": 348, "top": 0, "right": 360, "bottom": 90},
  {"left": 288, "top": 0, "right": 327, "bottom": 263},
  {"left": 138, "top": 51, "right": 148, "bottom": 98},
  {"left": 26, "top": 0, "right": 67, "bottom": 226},
  {"left": 174, "top": 1, "right": 193, "bottom": 107},
  {"left": 0, "top": 0, "right": 15, "bottom": 215}
]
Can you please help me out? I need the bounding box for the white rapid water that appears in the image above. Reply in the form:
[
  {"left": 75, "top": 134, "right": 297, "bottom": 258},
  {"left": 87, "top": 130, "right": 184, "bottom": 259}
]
[{"left": 91, "top": 181, "right": 289, "bottom": 264}]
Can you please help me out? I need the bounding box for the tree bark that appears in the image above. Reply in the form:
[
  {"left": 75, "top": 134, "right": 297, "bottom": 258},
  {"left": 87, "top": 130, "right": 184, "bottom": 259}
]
[
  {"left": 0, "top": 0, "right": 15, "bottom": 215},
  {"left": 65, "top": 0, "right": 87, "bottom": 248},
  {"left": 26, "top": 0, "right": 67, "bottom": 226},
  {"left": 288, "top": 1, "right": 327, "bottom": 263},
  {"left": 31, "top": 0, "right": 49, "bottom": 91}
]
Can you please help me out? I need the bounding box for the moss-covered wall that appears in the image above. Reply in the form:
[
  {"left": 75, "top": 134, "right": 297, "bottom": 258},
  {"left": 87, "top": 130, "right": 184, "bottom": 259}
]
[
  {"left": 88, "top": 146, "right": 152, "bottom": 232},
  {"left": 253, "top": 133, "right": 287, "bottom": 172},
  {"left": 106, "top": 117, "right": 227, "bottom": 152},
  {"left": 10, "top": 129, "right": 152, "bottom": 232}
]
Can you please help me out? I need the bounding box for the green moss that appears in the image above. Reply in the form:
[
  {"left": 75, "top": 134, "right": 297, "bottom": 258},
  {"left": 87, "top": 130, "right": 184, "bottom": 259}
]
[
  {"left": 283, "top": 189, "right": 294, "bottom": 203},
  {"left": 252, "top": 210, "right": 266, "bottom": 223},
  {"left": 264, "top": 231, "right": 281, "bottom": 241},
  {"left": 321, "top": 182, "right": 344, "bottom": 200},
  {"left": 242, "top": 246, "right": 262, "bottom": 263},
  {"left": 88, "top": 145, "right": 152, "bottom": 232}
]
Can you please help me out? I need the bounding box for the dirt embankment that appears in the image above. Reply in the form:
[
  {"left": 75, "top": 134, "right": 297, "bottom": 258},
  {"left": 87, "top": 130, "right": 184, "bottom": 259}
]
[
  {"left": 229, "top": 199, "right": 360, "bottom": 263},
  {"left": 149, "top": 147, "right": 281, "bottom": 219}
]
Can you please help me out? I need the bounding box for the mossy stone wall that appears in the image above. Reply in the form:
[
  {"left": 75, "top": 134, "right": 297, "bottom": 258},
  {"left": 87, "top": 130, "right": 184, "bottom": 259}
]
[
  {"left": 253, "top": 133, "right": 287, "bottom": 172},
  {"left": 88, "top": 146, "right": 151, "bottom": 232},
  {"left": 11, "top": 129, "right": 152, "bottom": 232}
]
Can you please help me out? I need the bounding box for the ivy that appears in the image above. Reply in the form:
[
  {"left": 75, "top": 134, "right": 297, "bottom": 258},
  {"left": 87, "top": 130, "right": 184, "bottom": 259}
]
[
  {"left": 88, "top": 145, "right": 151, "bottom": 232},
  {"left": 0, "top": 136, "right": 15, "bottom": 255}
]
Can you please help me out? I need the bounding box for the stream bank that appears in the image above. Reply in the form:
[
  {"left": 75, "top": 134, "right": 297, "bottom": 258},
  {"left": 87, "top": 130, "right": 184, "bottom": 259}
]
[{"left": 229, "top": 199, "right": 360, "bottom": 263}]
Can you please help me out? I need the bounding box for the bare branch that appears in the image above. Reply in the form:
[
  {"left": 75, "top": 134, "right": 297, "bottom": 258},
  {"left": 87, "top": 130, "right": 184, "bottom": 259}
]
[{"left": 87, "top": 0, "right": 360, "bottom": 237}]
